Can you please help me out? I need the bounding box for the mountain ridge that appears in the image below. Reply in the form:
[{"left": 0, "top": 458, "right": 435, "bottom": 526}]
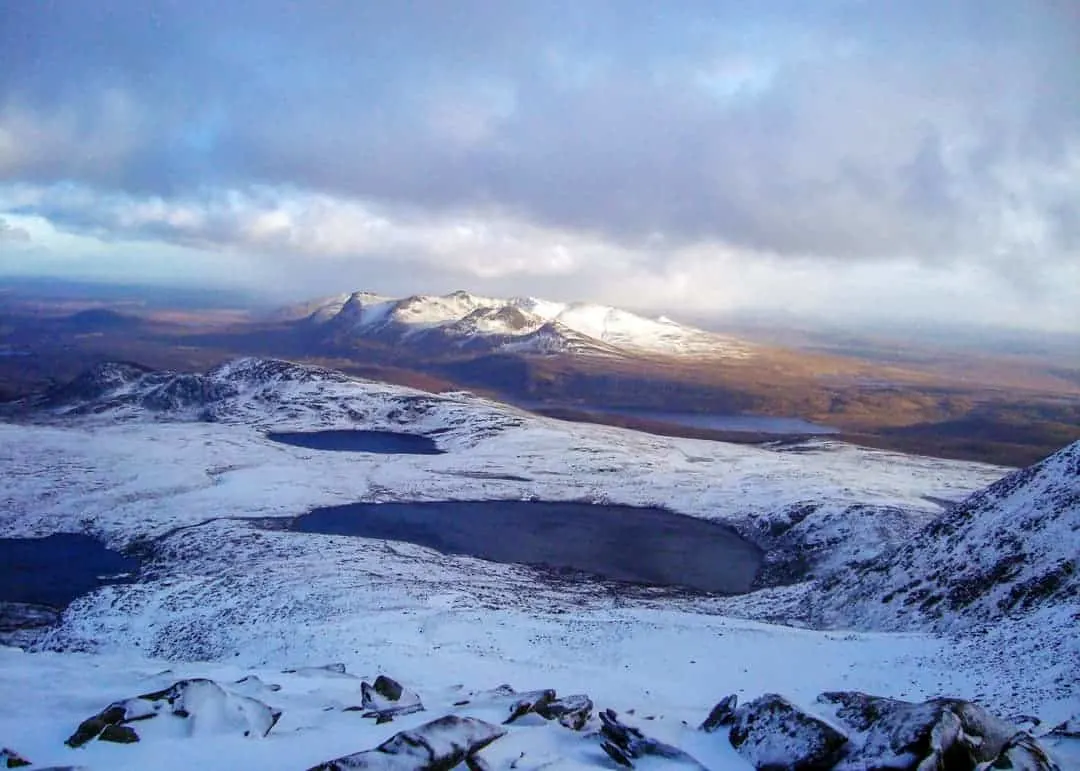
[{"left": 286, "top": 289, "right": 753, "bottom": 360}]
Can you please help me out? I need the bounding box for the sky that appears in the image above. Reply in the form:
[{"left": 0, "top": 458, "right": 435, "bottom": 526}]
[{"left": 0, "top": 1, "right": 1077, "bottom": 331}]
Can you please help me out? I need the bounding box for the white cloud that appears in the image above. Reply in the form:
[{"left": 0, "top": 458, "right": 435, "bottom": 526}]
[{"left": 3, "top": 182, "right": 1078, "bottom": 333}]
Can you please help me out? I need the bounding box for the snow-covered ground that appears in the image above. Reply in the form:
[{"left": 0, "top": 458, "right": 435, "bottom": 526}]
[
  {"left": 1, "top": 359, "right": 1075, "bottom": 769},
  {"left": 0, "top": 612, "right": 1028, "bottom": 771}
]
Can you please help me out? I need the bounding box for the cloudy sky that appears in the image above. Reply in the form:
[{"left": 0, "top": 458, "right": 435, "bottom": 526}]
[{"left": 1, "top": 1, "right": 1077, "bottom": 331}]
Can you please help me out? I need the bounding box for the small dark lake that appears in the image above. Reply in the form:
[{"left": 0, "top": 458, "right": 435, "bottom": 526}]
[
  {"left": 266, "top": 430, "right": 444, "bottom": 454},
  {"left": 0, "top": 533, "right": 140, "bottom": 608},
  {"left": 285, "top": 501, "right": 762, "bottom": 593}
]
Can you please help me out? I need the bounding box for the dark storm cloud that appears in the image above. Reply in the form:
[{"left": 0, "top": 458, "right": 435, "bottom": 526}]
[{"left": 1, "top": 0, "right": 1077, "bottom": 262}]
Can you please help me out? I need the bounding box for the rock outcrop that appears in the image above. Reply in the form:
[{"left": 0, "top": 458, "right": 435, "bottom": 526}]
[{"left": 65, "top": 678, "right": 280, "bottom": 747}]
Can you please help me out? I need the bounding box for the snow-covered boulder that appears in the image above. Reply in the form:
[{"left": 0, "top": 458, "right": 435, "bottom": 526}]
[
  {"left": 65, "top": 678, "right": 280, "bottom": 747},
  {"left": 307, "top": 715, "right": 505, "bottom": 770},
  {"left": 729, "top": 694, "right": 847, "bottom": 770},
  {"left": 820, "top": 691, "right": 1018, "bottom": 769},
  {"left": 503, "top": 689, "right": 593, "bottom": 730},
  {"left": 353, "top": 675, "right": 424, "bottom": 723}
]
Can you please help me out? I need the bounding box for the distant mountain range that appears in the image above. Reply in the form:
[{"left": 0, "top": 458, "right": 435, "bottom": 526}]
[{"left": 280, "top": 290, "right": 753, "bottom": 360}]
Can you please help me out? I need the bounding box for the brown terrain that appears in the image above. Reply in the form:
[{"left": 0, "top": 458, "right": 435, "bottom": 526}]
[{"left": 1, "top": 288, "right": 1077, "bottom": 467}]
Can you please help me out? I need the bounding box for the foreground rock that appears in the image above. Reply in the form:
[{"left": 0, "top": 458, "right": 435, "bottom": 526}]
[
  {"left": 730, "top": 694, "right": 847, "bottom": 770},
  {"left": 351, "top": 675, "right": 425, "bottom": 724},
  {"left": 65, "top": 679, "right": 281, "bottom": 747},
  {"left": 504, "top": 689, "right": 593, "bottom": 730},
  {"left": 307, "top": 715, "right": 505, "bottom": 770},
  {"left": 599, "top": 709, "right": 705, "bottom": 769},
  {"left": 714, "top": 690, "right": 1063, "bottom": 770},
  {"left": 820, "top": 691, "right": 1028, "bottom": 769},
  {"left": 1, "top": 747, "right": 31, "bottom": 767}
]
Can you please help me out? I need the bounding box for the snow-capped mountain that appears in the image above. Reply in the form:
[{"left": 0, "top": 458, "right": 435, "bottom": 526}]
[
  {"left": 294, "top": 290, "right": 752, "bottom": 359},
  {"left": 817, "top": 440, "right": 1080, "bottom": 632}
]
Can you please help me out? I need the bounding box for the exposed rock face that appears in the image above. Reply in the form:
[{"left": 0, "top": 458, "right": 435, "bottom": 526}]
[
  {"left": 729, "top": 694, "right": 847, "bottom": 770},
  {"left": 355, "top": 675, "right": 424, "bottom": 723},
  {"left": 307, "top": 715, "right": 506, "bottom": 770},
  {"left": 65, "top": 678, "right": 281, "bottom": 747},
  {"left": 599, "top": 709, "right": 706, "bottom": 769}
]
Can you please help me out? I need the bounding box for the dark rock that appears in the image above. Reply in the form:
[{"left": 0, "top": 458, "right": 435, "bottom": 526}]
[
  {"left": 66, "top": 704, "right": 127, "bottom": 748},
  {"left": 819, "top": 691, "right": 1018, "bottom": 769},
  {"left": 599, "top": 709, "right": 705, "bottom": 769},
  {"left": 729, "top": 694, "right": 847, "bottom": 770},
  {"left": 536, "top": 694, "right": 593, "bottom": 731},
  {"left": 98, "top": 724, "right": 139, "bottom": 744},
  {"left": 504, "top": 690, "right": 556, "bottom": 725},
  {"left": 498, "top": 688, "right": 592, "bottom": 730},
  {"left": 307, "top": 715, "right": 506, "bottom": 770},
  {"left": 700, "top": 694, "right": 738, "bottom": 732},
  {"left": 357, "top": 675, "right": 424, "bottom": 723},
  {"left": 66, "top": 678, "right": 280, "bottom": 747},
  {"left": 1, "top": 747, "right": 31, "bottom": 768},
  {"left": 372, "top": 675, "right": 403, "bottom": 701},
  {"left": 984, "top": 733, "right": 1061, "bottom": 770}
]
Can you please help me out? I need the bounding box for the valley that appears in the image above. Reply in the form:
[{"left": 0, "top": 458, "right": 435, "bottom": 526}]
[{"left": 2, "top": 285, "right": 1078, "bottom": 467}]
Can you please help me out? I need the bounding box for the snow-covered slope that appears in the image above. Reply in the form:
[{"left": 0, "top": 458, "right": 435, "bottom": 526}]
[
  {"left": 4, "top": 357, "right": 1079, "bottom": 756},
  {"left": 13, "top": 357, "right": 521, "bottom": 444},
  {"left": 816, "top": 440, "right": 1080, "bottom": 633},
  {"left": 300, "top": 289, "right": 752, "bottom": 359}
]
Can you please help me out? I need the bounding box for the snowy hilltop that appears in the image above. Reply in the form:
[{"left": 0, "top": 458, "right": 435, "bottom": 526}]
[{"left": 286, "top": 289, "right": 753, "bottom": 359}]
